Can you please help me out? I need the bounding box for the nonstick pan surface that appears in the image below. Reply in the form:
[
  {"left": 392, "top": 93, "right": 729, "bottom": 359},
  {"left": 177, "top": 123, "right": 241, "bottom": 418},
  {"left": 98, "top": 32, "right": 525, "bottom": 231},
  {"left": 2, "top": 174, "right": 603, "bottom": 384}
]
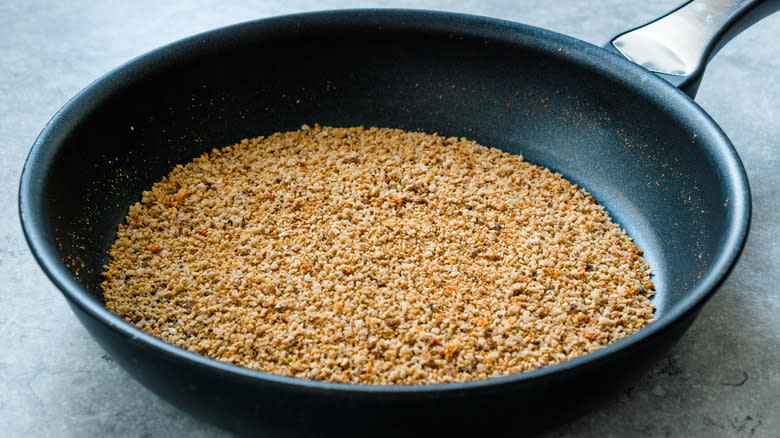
[{"left": 19, "top": 4, "right": 768, "bottom": 437}]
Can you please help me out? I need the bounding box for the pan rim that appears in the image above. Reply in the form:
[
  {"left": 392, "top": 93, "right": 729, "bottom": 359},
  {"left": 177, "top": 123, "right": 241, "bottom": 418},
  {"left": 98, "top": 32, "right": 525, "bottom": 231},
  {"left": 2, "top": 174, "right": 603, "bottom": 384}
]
[{"left": 18, "top": 8, "right": 751, "bottom": 395}]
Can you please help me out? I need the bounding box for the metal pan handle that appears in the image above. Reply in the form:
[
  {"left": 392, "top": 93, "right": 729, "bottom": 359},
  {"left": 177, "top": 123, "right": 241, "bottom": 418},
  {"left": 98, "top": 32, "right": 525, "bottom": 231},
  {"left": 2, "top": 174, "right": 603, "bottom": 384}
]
[{"left": 607, "top": 0, "right": 780, "bottom": 97}]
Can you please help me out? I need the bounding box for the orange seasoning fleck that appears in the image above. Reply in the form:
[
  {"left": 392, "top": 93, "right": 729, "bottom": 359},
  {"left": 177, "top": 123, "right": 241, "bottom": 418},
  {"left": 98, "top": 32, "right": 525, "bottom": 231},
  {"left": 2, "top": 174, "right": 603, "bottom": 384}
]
[
  {"left": 194, "top": 228, "right": 208, "bottom": 236},
  {"left": 302, "top": 263, "right": 313, "bottom": 272},
  {"left": 176, "top": 190, "right": 189, "bottom": 204},
  {"left": 343, "top": 267, "right": 354, "bottom": 275},
  {"left": 444, "top": 344, "right": 454, "bottom": 361},
  {"left": 148, "top": 243, "right": 162, "bottom": 253},
  {"left": 477, "top": 318, "right": 487, "bottom": 327}
]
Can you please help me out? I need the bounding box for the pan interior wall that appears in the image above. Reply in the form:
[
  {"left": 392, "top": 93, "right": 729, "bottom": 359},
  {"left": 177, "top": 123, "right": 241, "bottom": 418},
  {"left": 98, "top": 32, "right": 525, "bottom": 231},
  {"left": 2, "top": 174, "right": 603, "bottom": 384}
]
[{"left": 41, "top": 22, "right": 731, "bottom": 317}]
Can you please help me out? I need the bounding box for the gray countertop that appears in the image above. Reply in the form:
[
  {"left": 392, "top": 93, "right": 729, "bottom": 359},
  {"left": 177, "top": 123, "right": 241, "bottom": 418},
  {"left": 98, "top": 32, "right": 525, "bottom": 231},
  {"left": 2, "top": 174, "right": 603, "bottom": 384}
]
[{"left": 2, "top": 1, "right": 778, "bottom": 437}]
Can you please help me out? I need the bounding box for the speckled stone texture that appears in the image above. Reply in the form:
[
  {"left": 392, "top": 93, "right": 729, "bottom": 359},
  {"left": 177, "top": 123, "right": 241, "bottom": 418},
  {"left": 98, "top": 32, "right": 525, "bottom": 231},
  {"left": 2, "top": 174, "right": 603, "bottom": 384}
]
[{"left": 2, "top": 1, "right": 778, "bottom": 437}]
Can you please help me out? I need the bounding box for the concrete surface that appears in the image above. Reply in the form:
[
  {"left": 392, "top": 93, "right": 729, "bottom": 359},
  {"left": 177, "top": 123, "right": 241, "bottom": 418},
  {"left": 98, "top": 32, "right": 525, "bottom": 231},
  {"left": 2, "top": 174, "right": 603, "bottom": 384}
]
[{"left": 1, "top": 1, "right": 778, "bottom": 437}]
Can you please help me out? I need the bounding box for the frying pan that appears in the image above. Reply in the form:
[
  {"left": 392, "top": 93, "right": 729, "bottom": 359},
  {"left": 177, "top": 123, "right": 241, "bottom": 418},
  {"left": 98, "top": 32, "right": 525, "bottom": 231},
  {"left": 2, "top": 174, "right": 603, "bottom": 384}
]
[{"left": 18, "top": 0, "right": 778, "bottom": 436}]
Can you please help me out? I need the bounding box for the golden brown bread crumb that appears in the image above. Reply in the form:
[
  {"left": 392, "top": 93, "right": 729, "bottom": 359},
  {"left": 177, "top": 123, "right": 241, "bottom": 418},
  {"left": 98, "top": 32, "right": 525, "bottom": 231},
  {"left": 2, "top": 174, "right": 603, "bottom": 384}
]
[{"left": 102, "top": 125, "right": 655, "bottom": 385}]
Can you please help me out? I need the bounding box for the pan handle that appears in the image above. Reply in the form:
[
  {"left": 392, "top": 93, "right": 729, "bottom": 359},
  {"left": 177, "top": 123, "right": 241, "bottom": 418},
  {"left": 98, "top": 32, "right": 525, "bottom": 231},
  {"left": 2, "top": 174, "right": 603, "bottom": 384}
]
[{"left": 607, "top": 0, "right": 780, "bottom": 97}]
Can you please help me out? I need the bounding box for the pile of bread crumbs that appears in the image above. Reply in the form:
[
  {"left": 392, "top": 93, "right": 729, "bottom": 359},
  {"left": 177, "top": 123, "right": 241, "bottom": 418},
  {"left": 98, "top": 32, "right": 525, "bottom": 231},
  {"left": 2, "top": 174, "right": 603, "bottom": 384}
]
[{"left": 102, "top": 125, "right": 655, "bottom": 385}]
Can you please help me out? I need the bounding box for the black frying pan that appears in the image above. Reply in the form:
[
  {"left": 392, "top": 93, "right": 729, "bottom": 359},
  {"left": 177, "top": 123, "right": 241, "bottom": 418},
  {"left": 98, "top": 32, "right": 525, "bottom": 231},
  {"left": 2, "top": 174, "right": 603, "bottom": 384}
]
[{"left": 18, "top": 1, "right": 778, "bottom": 436}]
